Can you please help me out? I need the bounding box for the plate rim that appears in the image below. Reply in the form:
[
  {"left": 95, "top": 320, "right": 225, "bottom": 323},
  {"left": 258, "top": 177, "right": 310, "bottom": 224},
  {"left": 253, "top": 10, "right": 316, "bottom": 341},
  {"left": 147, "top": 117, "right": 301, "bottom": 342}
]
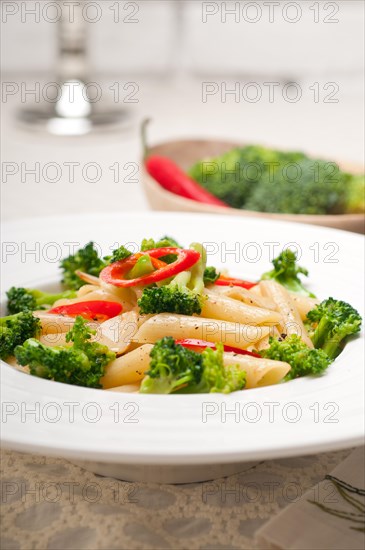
[{"left": 1, "top": 211, "right": 364, "bottom": 465}]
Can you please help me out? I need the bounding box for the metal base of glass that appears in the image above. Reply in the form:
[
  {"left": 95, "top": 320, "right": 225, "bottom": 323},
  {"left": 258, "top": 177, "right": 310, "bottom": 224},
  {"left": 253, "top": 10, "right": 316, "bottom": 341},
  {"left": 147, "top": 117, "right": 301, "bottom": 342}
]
[{"left": 17, "top": 107, "right": 134, "bottom": 136}]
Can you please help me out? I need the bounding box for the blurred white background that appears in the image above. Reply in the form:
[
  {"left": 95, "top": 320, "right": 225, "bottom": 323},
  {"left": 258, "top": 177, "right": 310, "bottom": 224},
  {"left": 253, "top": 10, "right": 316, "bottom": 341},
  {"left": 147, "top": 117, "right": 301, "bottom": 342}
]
[
  {"left": 2, "top": 1, "right": 364, "bottom": 77},
  {"left": 1, "top": 0, "right": 364, "bottom": 220}
]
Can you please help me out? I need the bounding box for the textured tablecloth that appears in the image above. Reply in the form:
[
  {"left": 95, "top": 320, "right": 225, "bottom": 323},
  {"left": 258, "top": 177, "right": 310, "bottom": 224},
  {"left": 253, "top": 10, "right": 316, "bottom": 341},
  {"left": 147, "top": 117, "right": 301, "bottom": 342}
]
[{"left": 0, "top": 447, "right": 352, "bottom": 550}]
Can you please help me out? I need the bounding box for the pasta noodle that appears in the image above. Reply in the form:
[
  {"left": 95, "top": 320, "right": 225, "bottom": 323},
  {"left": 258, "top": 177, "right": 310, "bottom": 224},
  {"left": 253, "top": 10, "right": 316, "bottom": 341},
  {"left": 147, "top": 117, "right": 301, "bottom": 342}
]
[
  {"left": 289, "top": 293, "right": 320, "bottom": 320},
  {"left": 76, "top": 284, "right": 100, "bottom": 297},
  {"left": 255, "top": 326, "right": 281, "bottom": 352},
  {"left": 223, "top": 352, "right": 291, "bottom": 388},
  {"left": 133, "top": 313, "right": 270, "bottom": 350},
  {"left": 101, "top": 344, "right": 153, "bottom": 388},
  {"left": 98, "top": 311, "right": 139, "bottom": 354},
  {"left": 34, "top": 312, "right": 75, "bottom": 335},
  {"left": 106, "top": 383, "right": 141, "bottom": 393},
  {"left": 53, "top": 287, "right": 134, "bottom": 311},
  {"left": 39, "top": 333, "right": 70, "bottom": 347},
  {"left": 209, "top": 285, "right": 277, "bottom": 311},
  {"left": 259, "top": 281, "right": 313, "bottom": 348},
  {"left": 202, "top": 289, "right": 282, "bottom": 325}
]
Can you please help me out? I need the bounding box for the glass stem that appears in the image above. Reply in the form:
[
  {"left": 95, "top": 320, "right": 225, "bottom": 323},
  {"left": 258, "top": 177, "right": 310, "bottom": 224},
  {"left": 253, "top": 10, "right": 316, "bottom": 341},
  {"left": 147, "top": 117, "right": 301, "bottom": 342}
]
[{"left": 57, "top": 0, "right": 89, "bottom": 83}]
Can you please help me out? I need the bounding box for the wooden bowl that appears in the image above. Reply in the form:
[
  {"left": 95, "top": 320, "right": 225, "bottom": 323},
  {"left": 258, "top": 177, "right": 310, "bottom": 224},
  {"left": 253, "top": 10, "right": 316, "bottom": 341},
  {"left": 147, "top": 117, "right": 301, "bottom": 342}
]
[{"left": 142, "top": 139, "right": 365, "bottom": 234}]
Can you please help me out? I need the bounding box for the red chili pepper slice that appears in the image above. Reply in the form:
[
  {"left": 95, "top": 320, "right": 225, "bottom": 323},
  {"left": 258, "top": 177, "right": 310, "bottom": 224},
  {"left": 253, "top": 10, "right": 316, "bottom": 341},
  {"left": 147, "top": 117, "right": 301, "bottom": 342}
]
[
  {"left": 176, "top": 339, "right": 261, "bottom": 358},
  {"left": 49, "top": 300, "right": 123, "bottom": 322},
  {"left": 146, "top": 155, "right": 228, "bottom": 207},
  {"left": 100, "top": 247, "right": 200, "bottom": 288},
  {"left": 214, "top": 276, "right": 257, "bottom": 290}
]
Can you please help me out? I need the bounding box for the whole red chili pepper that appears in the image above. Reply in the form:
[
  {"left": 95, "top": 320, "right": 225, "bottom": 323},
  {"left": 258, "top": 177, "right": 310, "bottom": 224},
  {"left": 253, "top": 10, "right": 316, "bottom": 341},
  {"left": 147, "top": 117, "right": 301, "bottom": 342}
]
[
  {"left": 142, "top": 119, "right": 227, "bottom": 207},
  {"left": 145, "top": 155, "right": 228, "bottom": 207}
]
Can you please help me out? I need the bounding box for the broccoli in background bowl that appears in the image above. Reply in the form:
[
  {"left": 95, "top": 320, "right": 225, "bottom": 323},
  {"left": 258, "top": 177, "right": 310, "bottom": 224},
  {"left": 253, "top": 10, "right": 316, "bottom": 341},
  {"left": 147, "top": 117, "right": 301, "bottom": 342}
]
[{"left": 189, "top": 145, "right": 364, "bottom": 216}]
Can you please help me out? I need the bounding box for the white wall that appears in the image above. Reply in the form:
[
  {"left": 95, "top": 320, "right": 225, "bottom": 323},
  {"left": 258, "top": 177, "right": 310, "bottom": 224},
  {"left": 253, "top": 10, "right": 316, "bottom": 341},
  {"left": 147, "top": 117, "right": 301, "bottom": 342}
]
[{"left": 1, "top": 1, "right": 364, "bottom": 80}]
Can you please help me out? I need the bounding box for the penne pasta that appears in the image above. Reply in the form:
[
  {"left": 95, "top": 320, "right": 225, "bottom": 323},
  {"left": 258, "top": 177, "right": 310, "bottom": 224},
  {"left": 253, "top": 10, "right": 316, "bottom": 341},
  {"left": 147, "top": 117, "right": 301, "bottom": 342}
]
[
  {"left": 289, "top": 293, "right": 320, "bottom": 320},
  {"left": 133, "top": 313, "right": 270, "bottom": 350},
  {"left": 76, "top": 284, "right": 100, "bottom": 297},
  {"left": 255, "top": 326, "right": 281, "bottom": 352},
  {"left": 35, "top": 312, "right": 75, "bottom": 335},
  {"left": 38, "top": 333, "right": 70, "bottom": 347},
  {"left": 223, "top": 352, "right": 291, "bottom": 388},
  {"left": 248, "top": 285, "right": 263, "bottom": 297},
  {"left": 52, "top": 287, "right": 135, "bottom": 311},
  {"left": 100, "top": 280, "right": 138, "bottom": 305},
  {"left": 202, "top": 289, "right": 282, "bottom": 326},
  {"left": 98, "top": 311, "right": 139, "bottom": 355},
  {"left": 106, "top": 383, "right": 141, "bottom": 393},
  {"left": 209, "top": 285, "right": 277, "bottom": 311},
  {"left": 5, "top": 355, "right": 30, "bottom": 374},
  {"left": 259, "top": 281, "right": 313, "bottom": 348},
  {"left": 101, "top": 344, "right": 153, "bottom": 388},
  {"left": 75, "top": 270, "right": 100, "bottom": 285}
]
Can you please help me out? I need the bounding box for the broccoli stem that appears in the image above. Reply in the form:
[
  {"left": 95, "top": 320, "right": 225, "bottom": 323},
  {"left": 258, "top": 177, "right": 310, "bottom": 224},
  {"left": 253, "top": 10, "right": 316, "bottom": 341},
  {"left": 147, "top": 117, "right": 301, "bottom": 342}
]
[
  {"left": 311, "top": 316, "right": 332, "bottom": 349},
  {"left": 189, "top": 243, "right": 207, "bottom": 294},
  {"left": 6, "top": 287, "right": 77, "bottom": 315},
  {"left": 321, "top": 337, "right": 343, "bottom": 360},
  {"left": 173, "top": 270, "right": 191, "bottom": 286},
  {"left": 32, "top": 290, "right": 76, "bottom": 308},
  {"left": 128, "top": 255, "right": 155, "bottom": 279}
]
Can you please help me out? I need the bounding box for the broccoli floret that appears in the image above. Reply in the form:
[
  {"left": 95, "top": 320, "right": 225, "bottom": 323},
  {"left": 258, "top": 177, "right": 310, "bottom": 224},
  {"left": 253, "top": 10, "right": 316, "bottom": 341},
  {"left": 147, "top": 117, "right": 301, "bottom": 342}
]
[
  {"left": 6, "top": 287, "right": 77, "bottom": 315},
  {"left": 306, "top": 298, "right": 362, "bottom": 359},
  {"left": 189, "top": 146, "right": 306, "bottom": 209},
  {"left": 60, "top": 242, "right": 106, "bottom": 290},
  {"left": 261, "top": 249, "right": 315, "bottom": 297},
  {"left": 137, "top": 243, "right": 207, "bottom": 315},
  {"left": 203, "top": 266, "right": 220, "bottom": 284},
  {"left": 141, "top": 236, "right": 182, "bottom": 263},
  {"left": 140, "top": 337, "right": 245, "bottom": 394},
  {"left": 138, "top": 271, "right": 204, "bottom": 316},
  {"left": 260, "top": 335, "right": 331, "bottom": 380},
  {"left": 245, "top": 158, "right": 349, "bottom": 215},
  {"left": 0, "top": 312, "right": 41, "bottom": 360},
  {"left": 104, "top": 245, "right": 132, "bottom": 264},
  {"left": 60, "top": 242, "right": 134, "bottom": 289},
  {"left": 197, "top": 344, "right": 246, "bottom": 394},
  {"left": 189, "top": 148, "right": 245, "bottom": 208},
  {"left": 14, "top": 316, "right": 115, "bottom": 388},
  {"left": 141, "top": 236, "right": 181, "bottom": 251},
  {"left": 190, "top": 147, "right": 354, "bottom": 214},
  {"left": 345, "top": 174, "right": 365, "bottom": 214}
]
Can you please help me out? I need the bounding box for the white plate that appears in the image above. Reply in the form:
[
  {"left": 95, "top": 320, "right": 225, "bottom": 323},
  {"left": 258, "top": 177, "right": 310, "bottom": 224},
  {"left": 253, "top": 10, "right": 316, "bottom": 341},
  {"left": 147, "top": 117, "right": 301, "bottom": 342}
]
[{"left": 1, "top": 212, "right": 364, "bottom": 483}]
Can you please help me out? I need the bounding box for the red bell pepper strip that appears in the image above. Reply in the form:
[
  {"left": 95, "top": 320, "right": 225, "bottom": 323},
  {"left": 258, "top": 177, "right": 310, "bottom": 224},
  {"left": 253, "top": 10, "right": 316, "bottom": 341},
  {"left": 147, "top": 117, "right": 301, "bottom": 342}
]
[
  {"left": 176, "top": 339, "right": 261, "bottom": 358},
  {"left": 100, "top": 247, "right": 200, "bottom": 288},
  {"left": 48, "top": 300, "right": 123, "bottom": 322},
  {"left": 214, "top": 276, "right": 257, "bottom": 290},
  {"left": 145, "top": 155, "right": 228, "bottom": 207}
]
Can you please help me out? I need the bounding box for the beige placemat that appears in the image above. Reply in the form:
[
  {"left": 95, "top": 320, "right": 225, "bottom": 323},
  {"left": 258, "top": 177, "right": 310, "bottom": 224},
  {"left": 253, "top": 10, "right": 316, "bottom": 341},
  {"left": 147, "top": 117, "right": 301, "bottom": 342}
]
[
  {"left": 0, "top": 448, "right": 352, "bottom": 550},
  {"left": 256, "top": 446, "right": 365, "bottom": 550}
]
